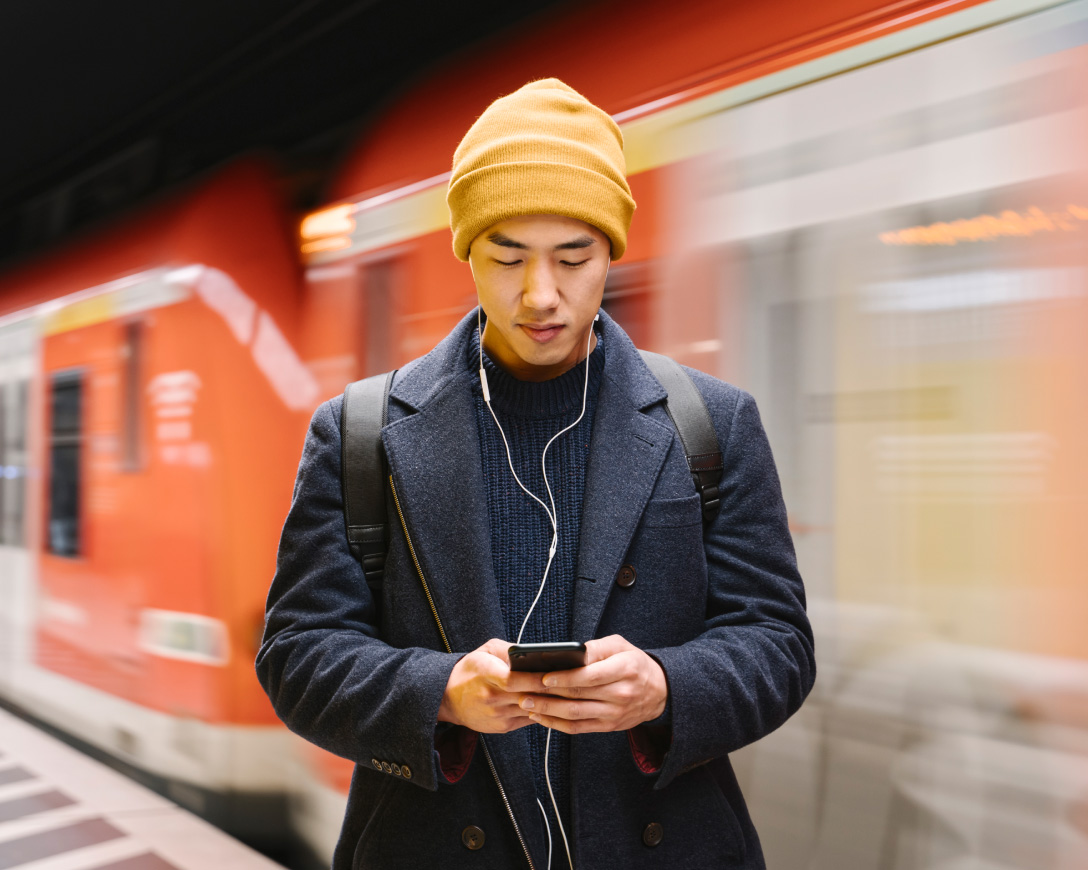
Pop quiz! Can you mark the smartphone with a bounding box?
[508,641,587,672]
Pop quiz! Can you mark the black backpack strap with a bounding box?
[341,370,395,590]
[639,350,724,524]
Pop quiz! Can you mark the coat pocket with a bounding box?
[698,764,746,861]
[351,776,400,870]
[639,493,702,528]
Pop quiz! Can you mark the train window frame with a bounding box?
[601,260,653,349]
[120,320,145,472]
[47,370,84,558]
[356,256,402,378]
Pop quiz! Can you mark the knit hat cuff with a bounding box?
[448,161,636,262]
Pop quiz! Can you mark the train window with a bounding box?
[48,374,82,557]
[0,380,29,546]
[358,258,399,377]
[601,261,652,349]
[121,321,144,471]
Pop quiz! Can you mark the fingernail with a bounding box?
[521,697,534,710]
[543,677,556,687]
[529,714,540,722]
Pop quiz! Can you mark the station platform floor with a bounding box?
[0,707,283,870]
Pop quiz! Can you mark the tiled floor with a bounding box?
[0,709,283,870]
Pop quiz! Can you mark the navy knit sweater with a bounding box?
[470,326,604,852]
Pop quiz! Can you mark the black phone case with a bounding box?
[509,643,586,672]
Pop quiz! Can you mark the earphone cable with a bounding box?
[545,727,574,869]
[537,798,553,870]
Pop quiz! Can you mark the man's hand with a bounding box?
[519,635,668,733]
[438,638,548,733]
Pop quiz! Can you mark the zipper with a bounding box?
[388,477,537,870]
[389,475,450,653]
[479,737,536,870]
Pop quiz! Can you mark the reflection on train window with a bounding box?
[121,321,144,471]
[358,258,399,377]
[49,374,82,557]
[601,260,652,349]
[0,380,29,546]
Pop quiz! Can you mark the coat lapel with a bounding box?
[380,317,506,654]
[572,322,673,642]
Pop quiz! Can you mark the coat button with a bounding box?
[371,758,382,771]
[382,762,392,774]
[392,764,402,777]
[461,825,485,850]
[401,765,412,780]
[616,564,637,588]
[642,822,664,847]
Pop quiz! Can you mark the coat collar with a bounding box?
[389,307,668,414]
[381,307,673,651]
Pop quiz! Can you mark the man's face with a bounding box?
[468,214,610,382]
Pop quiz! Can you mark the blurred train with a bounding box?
[2,0,1087,867]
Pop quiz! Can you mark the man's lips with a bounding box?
[519,323,564,343]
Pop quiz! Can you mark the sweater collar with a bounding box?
[468,325,604,418]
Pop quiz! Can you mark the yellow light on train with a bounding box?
[880,205,1088,247]
[299,204,355,256]
[301,204,355,239]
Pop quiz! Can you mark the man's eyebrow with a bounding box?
[487,232,527,249]
[555,235,597,251]
[485,231,598,251]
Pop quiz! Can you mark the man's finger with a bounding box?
[527,712,610,734]
[582,634,633,665]
[501,670,550,694]
[541,656,626,690]
[521,695,610,722]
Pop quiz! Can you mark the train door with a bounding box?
[0,316,37,694]
[685,224,837,870]
[729,228,839,602]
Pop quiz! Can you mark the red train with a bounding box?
[3,0,1087,866]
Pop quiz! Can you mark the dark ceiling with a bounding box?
[1,0,564,263]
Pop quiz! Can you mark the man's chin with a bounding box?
[507,345,581,379]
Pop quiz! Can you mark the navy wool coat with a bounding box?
[257,309,815,870]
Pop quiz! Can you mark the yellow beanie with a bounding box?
[447,78,636,262]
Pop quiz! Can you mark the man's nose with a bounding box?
[522,259,560,310]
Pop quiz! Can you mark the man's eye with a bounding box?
[495,259,521,266]
[561,259,589,268]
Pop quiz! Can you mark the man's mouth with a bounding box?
[520,323,564,343]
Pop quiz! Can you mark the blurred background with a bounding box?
[1,0,1086,868]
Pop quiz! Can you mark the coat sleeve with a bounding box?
[646,379,816,790]
[255,397,463,791]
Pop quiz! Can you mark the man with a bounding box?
[257,78,815,869]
